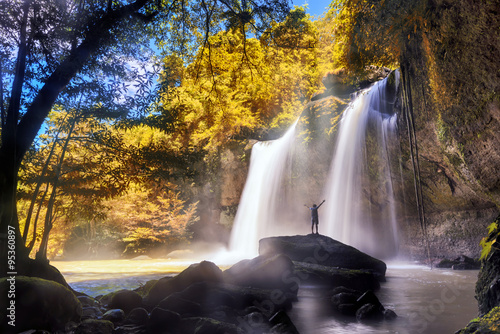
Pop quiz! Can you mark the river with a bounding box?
[53,259,478,334]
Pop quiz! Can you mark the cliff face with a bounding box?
[396,0,500,259]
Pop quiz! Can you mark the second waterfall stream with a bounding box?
[228,72,401,259]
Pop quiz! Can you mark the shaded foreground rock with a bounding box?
[260,234,387,279]
[144,261,223,307]
[75,319,114,334]
[0,276,82,333]
[224,253,297,292]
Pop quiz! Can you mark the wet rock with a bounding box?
[331,289,361,316]
[109,290,143,314]
[222,284,296,318]
[330,287,396,320]
[75,319,114,334]
[356,290,382,308]
[81,306,103,320]
[158,294,202,317]
[337,303,359,316]
[134,279,159,298]
[259,234,387,279]
[125,308,149,326]
[0,276,82,333]
[436,255,480,270]
[224,254,297,292]
[145,261,223,307]
[331,286,362,296]
[238,311,271,333]
[77,295,100,307]
[294,261,381,290]
[268,310,300,334]
[331,292,360,306]
[180,317,243,334]
[355,303,385,321]
[102,309,126,324]
[172,282,238,310]
[318,66,392,99]
[148,307,181,333]
[114,324,148,334]
[383,309,398,320]
[205,305,240,325]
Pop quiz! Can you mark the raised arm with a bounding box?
[317,200,326,208]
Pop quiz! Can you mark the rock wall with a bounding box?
[394,0,500,259]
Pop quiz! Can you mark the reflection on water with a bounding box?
[289,262,479,334]
[53,259,479,333]
[53,258,194,296]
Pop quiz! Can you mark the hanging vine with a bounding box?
[400,63,432,267]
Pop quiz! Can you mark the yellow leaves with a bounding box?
[106,184,198,254]
[480,222,499,261]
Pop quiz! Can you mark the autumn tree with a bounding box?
[0,0,291,275]
[153,7,322,154]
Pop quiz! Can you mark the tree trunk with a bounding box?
[0,0,149,275]
[36,116,77,261]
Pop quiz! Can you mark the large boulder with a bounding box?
[224,254,298,292]
[259,234,387,279]
[0,276,82,333]
[293,261,380,291]
[144,261,223,307]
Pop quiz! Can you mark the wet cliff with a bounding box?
[395,0,500,259]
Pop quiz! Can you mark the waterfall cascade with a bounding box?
[322,72,400,257]
[228,73,400,259]
[228,120,298,257]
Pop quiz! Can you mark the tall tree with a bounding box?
[0,0,291,275]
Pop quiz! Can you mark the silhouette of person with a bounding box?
[306,200,325,234]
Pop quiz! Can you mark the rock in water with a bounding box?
[293,262,380,291]
[259,234,387,279]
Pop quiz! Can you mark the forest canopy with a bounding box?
[2,0,410,260]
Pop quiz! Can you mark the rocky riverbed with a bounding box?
[0,234,398,333]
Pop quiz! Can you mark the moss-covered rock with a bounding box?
[476,216,500,315]
[456,306,500,334]
[109,289,143,314]
[0,276,82,333]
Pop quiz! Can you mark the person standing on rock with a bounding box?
[305,200,325,234]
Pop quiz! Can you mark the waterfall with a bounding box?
[226,72,400,261]
[322,72,400,257]
[228,120,298,257]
